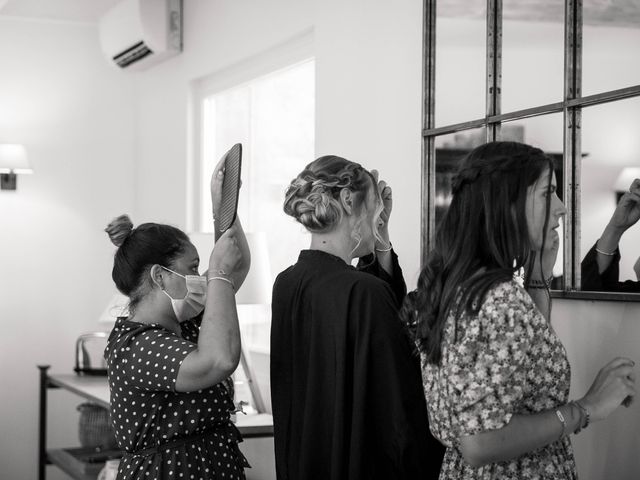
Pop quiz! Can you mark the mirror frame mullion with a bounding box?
[422,0,437,262]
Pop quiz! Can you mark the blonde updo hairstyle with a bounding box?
[105,214,191,313]
[284,155,383,251]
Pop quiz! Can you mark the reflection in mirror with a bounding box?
[500,114,565,290]
[435,1,486,126]
[434,128,486,227]
[580,98,640,293]
[583,1,640,96]
[502,0,564,112]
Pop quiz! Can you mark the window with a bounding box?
[423,0,640,300]
[198,58,315,277]
[191,34,315,411]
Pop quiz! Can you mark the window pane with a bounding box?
[583,5,640,96]
[435,1,486,126]
[501,113,565,289]
[201,60,314,278]
[434,127,486,227]
[580,97,640,291]
[502,0,564,112]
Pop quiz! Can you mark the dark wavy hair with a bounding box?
[105,214,191,313]
[400,141,554,365]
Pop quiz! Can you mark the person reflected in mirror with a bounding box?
[271,155,444,480]
[581,178,640,292]
[103,155,251,480]
[401,142,636,480]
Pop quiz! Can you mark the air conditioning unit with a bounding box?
[98,0,182,71]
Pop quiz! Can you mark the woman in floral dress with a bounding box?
[401,141,636,479]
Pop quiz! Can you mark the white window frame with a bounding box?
[188,28,314,232]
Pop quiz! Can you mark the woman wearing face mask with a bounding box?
[401,142,636,479]
[103,159,250,480]
[270,155,445,480]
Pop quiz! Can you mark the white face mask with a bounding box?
[157,266,207,322]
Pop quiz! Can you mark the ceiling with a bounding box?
[0,0,121,23]
[439,0,640,28]
[1,0,638,26]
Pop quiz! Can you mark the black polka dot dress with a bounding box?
[105,317,249,479]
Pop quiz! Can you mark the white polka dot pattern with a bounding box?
[105,318,248,479]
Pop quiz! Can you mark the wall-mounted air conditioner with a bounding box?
[99,0,182,71]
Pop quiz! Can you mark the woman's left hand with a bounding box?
[371,169,393,226]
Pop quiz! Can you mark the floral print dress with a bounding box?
[421,280,578,479]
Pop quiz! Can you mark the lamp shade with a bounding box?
[613,167,640,193]
[189,231,272,305]
[0,144,32,174]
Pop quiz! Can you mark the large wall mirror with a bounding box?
[422,0,640,300]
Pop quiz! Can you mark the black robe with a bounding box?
[270,249,444,480]
[581,242,640,292]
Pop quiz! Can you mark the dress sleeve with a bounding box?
[581,242,621,291]
[451,282,537,437]
[581,243,640,292]
[118,326,197,392]
[356,249,407,305]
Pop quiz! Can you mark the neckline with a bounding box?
[298,249,354,268]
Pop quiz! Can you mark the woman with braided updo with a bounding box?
[270,155,444,480]
[103,156,251,479]
[401,141,636,479]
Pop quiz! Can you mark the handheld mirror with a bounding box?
[216,143,242,233]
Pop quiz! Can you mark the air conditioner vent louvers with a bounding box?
[99,0,182,71]
[113,41,154,68]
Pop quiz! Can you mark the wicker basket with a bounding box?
[77,402,117,448]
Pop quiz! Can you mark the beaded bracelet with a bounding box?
[573,400,590,433]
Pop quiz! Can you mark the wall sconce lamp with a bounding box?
[0,144,32,190]
[613,167,640,203]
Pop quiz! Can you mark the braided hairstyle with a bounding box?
[105,214,191,313]
[284,155,383,249]
[400,141,554,365]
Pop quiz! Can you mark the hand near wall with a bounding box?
[579,357,636,422]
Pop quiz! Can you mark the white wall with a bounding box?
[555,299,640,480]
[0,18,135,480]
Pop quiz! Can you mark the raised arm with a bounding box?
[595,178,640,273]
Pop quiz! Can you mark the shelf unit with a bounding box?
[38,365,273,480]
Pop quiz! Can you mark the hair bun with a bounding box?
[105,214,134,247]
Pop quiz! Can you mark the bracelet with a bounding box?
[595,247,616,256]
[207,276,235,290]
[375,242,392,253]
[573,400,590,433]
[568,401,582,434]
[555,408,567,439]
